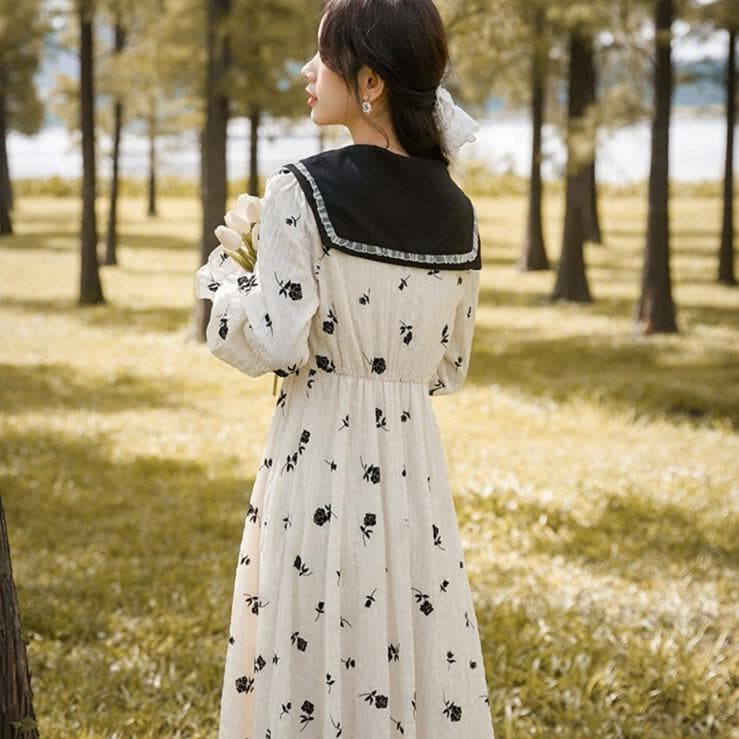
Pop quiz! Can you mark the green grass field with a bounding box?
[1,191,737,738]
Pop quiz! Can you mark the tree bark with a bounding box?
[104,22,126,266]
[192,0,231,341]
[583,40,602,245]
[718,27,736,285]
[248,105,260,196]
[552,26,593,302]
[0,81,12,236]
[635,0,677,333]
[519,6,549,271]
[79,0,104,304]
[0,496,39,739]
[147,111,157,217]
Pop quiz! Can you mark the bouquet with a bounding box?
[211,193,279,397]
[215,193,262,272]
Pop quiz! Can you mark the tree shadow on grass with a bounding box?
[466,326,739,428]
[466,491,737,585]
[0,362,184,414]
[0,296,189,333]
[1,230,192,253]
[2,426,254,644]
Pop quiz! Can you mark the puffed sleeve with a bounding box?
[428,268,481,396]
[194,170,320,377]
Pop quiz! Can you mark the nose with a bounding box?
[301,53,318,81]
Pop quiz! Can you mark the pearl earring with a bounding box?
[361,99,372,114]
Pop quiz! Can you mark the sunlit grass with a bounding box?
[1,190,737,737]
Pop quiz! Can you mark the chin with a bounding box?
[310,106,341,127]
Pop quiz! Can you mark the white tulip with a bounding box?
[236,193,262,224]
[214,225,242,251]
[224,210,250,234]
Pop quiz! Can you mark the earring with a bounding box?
[361,98,372,114]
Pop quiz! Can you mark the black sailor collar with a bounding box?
[279,143,481,270]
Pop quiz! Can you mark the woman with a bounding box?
[195,0,494,736]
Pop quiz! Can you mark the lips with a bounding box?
[306,87,317,106]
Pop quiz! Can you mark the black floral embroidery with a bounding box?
[299,699,315,730]
[326,672,335,692]
[279,699,291,717]
[339,414,350,430]
[391,716,405,733]
[400,410,411,423]
[364,587,377,607]
[323,303,339,334]
[412,587,434,615]
[399,320,413,345]
[237,274,258,293]
[361,457,381,484]
[446,650,456,670]
[432,523,446,550]
[325,458,338,471]
[306,368,317,396]
[235,675,254,693]
[218,316,228,339]
[313,504,335,526]
[427,269,442,279]
[360,512,377,544]
[440,578,450,593]
[275,271,303,300]
[244,592,270,615]
[316,354,336,373]
[254,653,267,672]
[362,351,386,375]
[359,689,389,708]
[442,693,463,722]
[264,312,273,335]
[398,275,411,290]
[453,355,464,370]
[293,555,312,576]
[358,288,371,305]
[441,323,450,346]
[315,601,325,621]
[429,376,446,395]
[375,407,389,431]
[276,388,287,409]
[285,214,302,227]
[291,630,308,650]
[342,656,356,669]
[388,642,400,661]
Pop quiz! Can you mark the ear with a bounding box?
[357,65,386,103]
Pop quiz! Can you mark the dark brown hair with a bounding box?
[318,0,450,166]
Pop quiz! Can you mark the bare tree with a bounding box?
[634,0,677,333]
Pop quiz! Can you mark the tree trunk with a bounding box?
[583,40,602,245]
[79,0,104,304]
[519,6,549,271]
[248,105,260,196]
[147,112,157,217]
[718,27,736,285]
[192,0,231,341]
[552,26,593,302]
[104,22,126,266]
[635,0,677,333]
[0,496,39,738]
[0,83,12,237]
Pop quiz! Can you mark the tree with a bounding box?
[0,496,39,738]
[192,0,231,342]
[78,0,105,304]
[634,0,678,332]
[718,24,736,285]
[552,23,594,302]
[229,0,317,195]
[0,0,45,236]
[103,16,126,265]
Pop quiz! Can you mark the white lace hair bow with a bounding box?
[433,85,480,161]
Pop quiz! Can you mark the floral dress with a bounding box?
[195,145,495,739]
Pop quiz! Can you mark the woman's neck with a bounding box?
[345,115,408,157]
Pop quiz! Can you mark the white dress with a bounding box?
[195,157,495,739]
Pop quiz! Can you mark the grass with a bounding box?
[1,189,737,738]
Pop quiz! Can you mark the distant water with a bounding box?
[6,113,734,185]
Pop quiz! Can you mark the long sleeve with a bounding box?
[428,268,481,396]
[194,170,320,377]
